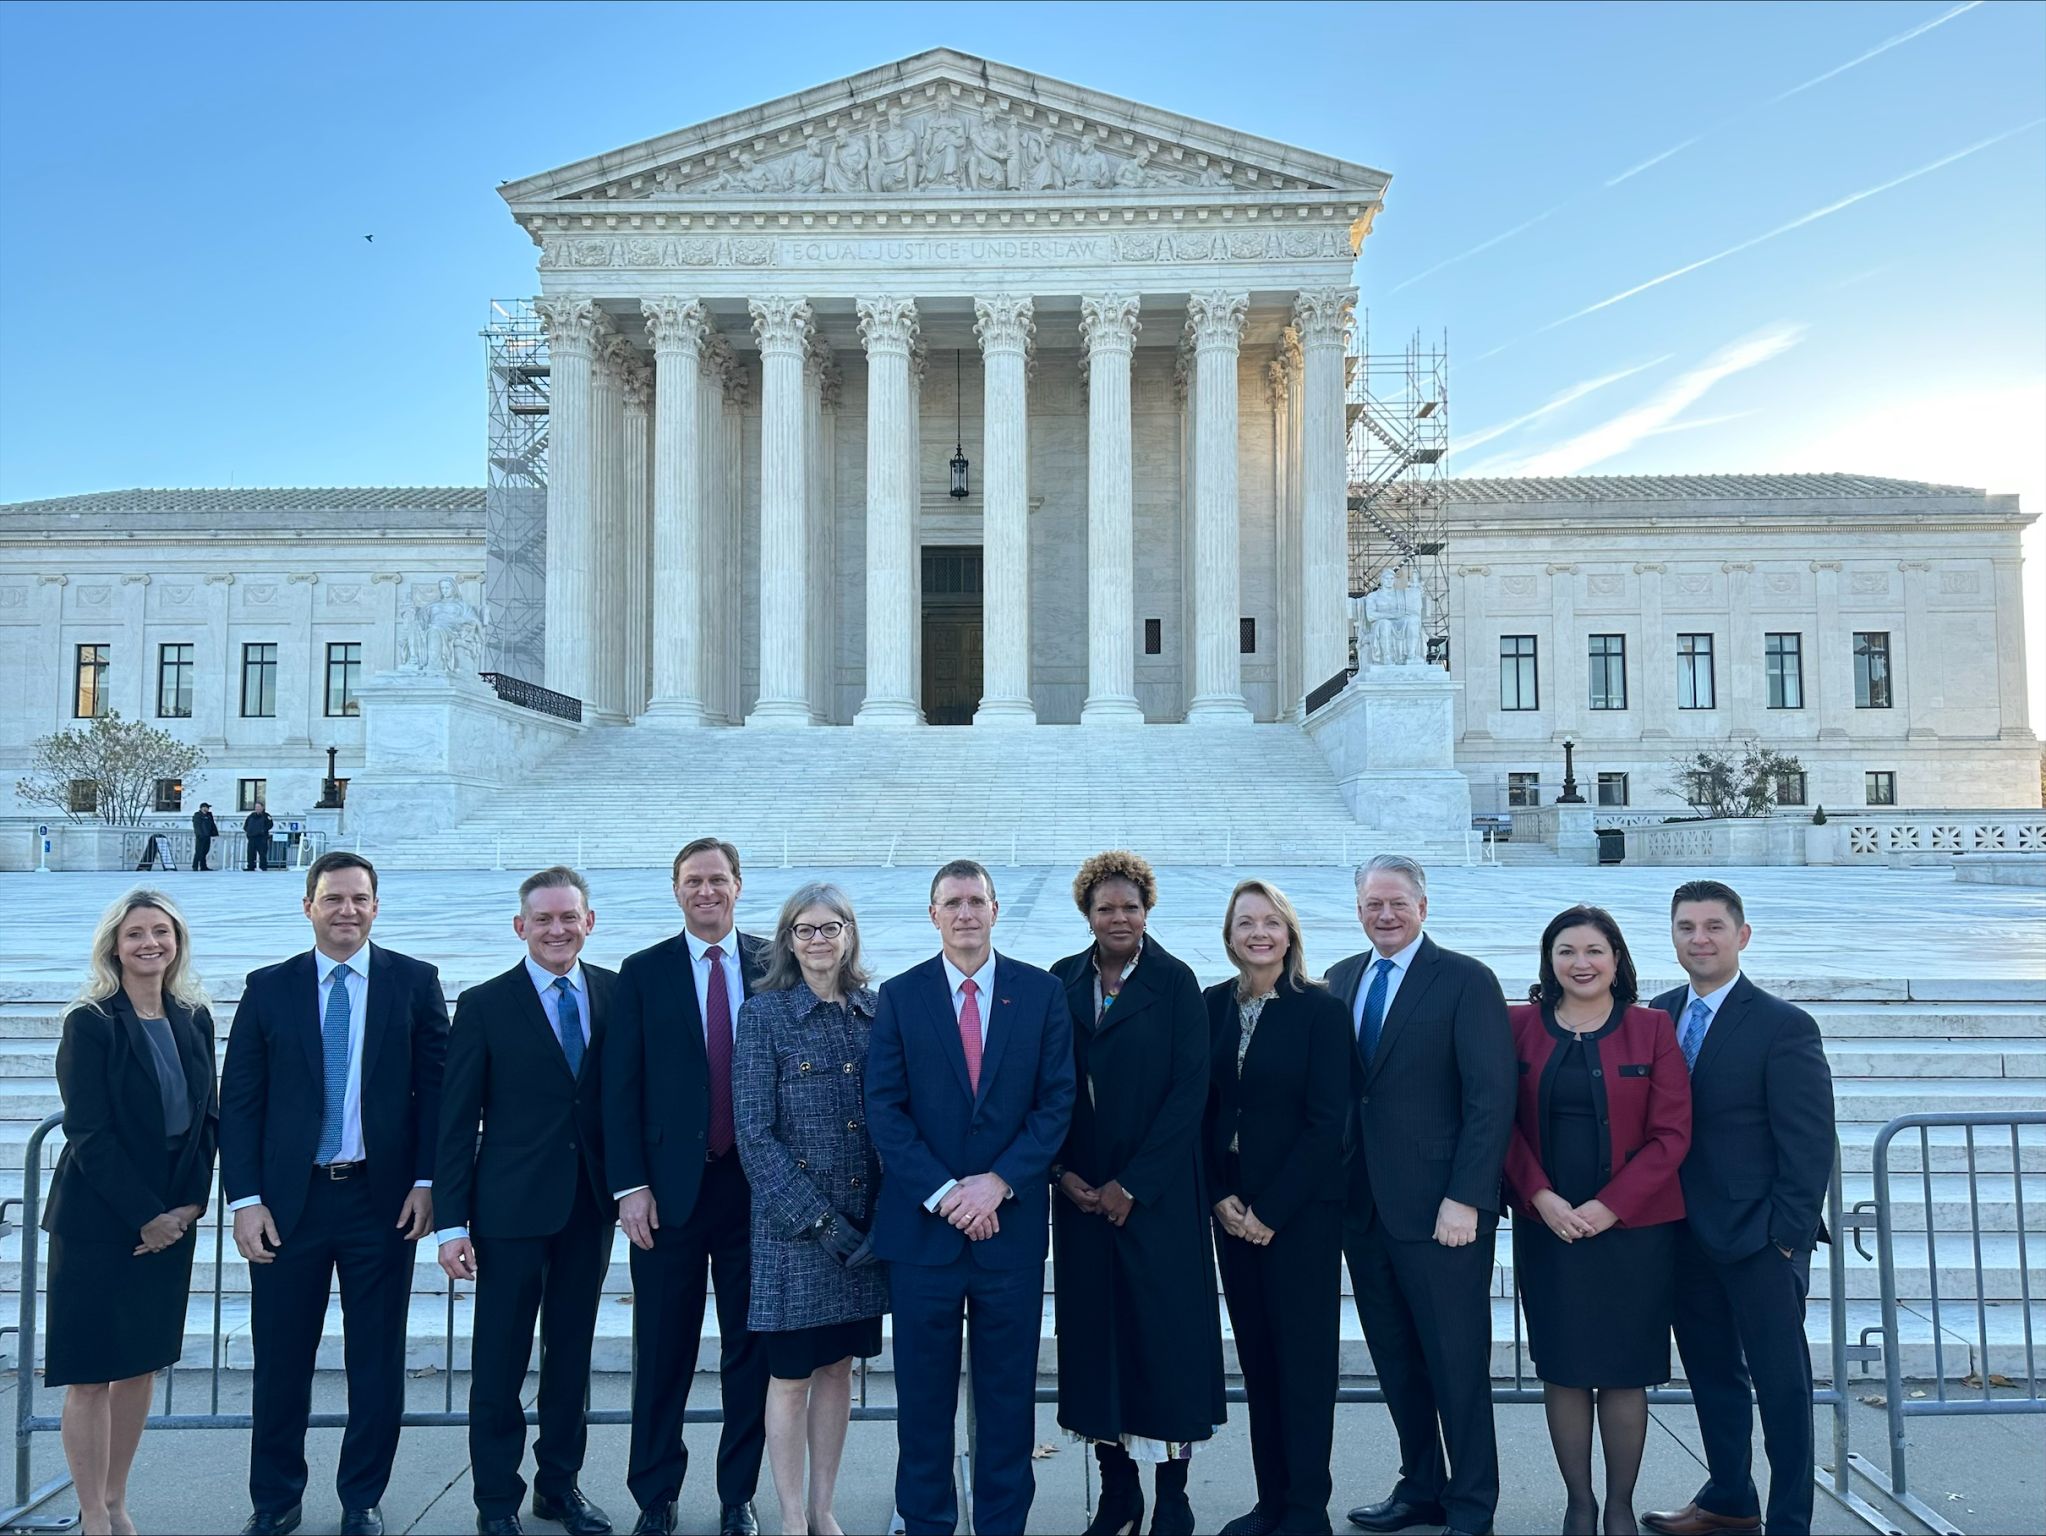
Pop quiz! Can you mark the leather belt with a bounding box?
[318,1160,368,1181]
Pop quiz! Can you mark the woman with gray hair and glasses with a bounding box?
[733,883,885,1536]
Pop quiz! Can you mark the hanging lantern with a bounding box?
[949,349,970,499]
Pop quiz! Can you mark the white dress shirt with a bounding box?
[927,951,1000,1211]
[1680,971,1743,1055]
[613,929,743,1202]
[229,943,428,1212]
[1352,930,1426,1039]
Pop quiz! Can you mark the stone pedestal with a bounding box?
[1303,664,1471,836]
[347,671,583,846]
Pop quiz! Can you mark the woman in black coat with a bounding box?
[45,888,218,1536]
[1051,851,1225,1536]
[1204,878,1353,1536]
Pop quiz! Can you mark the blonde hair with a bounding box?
[1221,877,1313,992]
[71,887,210,1016]
[760,882,873,996]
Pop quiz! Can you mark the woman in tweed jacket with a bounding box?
[734,882,885,1536]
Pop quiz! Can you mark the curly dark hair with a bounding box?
[1071,849,1158,914]
[1531,904,1640,1009]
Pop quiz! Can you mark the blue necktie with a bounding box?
[1359,956,1395,1067]
[554,976,585,1077]
[1680,997,1711,1071]
[316,963,353,1164]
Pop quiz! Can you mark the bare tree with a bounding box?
[15,713,208,827]
[1666,744,1807,820]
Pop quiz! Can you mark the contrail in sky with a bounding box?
[1456,356,1673,451]
[1397,1,1986,287]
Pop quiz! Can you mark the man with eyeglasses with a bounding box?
[602,838,772,1536]
[864,858,1076,1535]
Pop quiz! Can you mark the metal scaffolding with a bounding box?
[1346,322,1450,664]
[482,300,550,679]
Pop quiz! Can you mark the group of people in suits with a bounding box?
[42,844,1835,1536]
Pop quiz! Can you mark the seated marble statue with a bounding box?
[1363,568,1428,667]
[399,577,486,678]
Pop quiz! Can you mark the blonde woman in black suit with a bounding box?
[45,888,219,1536]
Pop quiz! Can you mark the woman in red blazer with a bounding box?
[1505,904,1690,1536]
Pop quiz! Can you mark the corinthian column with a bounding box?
[1186,291,1251,722]
[1295,289,1355,696]
[535,297,602,703]
[1080,295,1144,724]
[854,297,922,726]
[640,297,709,724]
[746,295,813,727]
[620,356,652,717]
[973,294,1036,725]
[589,334,632,722]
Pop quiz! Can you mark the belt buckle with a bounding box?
[324,1160,359,1181]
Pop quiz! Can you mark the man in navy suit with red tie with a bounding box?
[864,859,1076,1536]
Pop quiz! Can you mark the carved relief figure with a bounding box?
[399,577,487,678]
[712,148,781,193]
[788,138,827,193]
[1060,132,1115,190]
[824,125,869,193]
[966,107,1015,190]
[873,106,921,191]
[1116,147,1164,188]
[919,103,969,187]
[1019,130,1062,190]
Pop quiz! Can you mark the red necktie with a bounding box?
[958,978,984,1094]
[705,944,735,1156]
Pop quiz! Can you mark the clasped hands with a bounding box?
[1059,1171,1134,1227]
[938,1172,1010,1241]
[1212,1195,1276,1247]
[1529,1189,1617,1244]
[135,1204,203,1256]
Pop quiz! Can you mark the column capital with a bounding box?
[535,296,606,356]
[1172,342,1193,405]
[1265,358,1290,413]
[1280,324,1304,372]
[620,356,653,411]
[856,296,920,356]
[1079,294,1142,357]
[749,295,813,360]
[1186,291,1247,354]
[596,332,636,380]
[1292,288,1355,348]
[974,294,1036,358]
[641,297,708,355]
[909,337,928,384]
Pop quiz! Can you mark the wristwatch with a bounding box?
[812,1212,837,1239]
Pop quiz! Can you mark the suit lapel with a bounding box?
[1089,942,1158,1041]
[1690,975,1757,1080]
[918,957,977,1101]
[1366,936,1442,1084]
[972,956,1026,1108]
[670,936,709,1070]
[360,943,396,1089]
[514,965,576,1083]
[294,950,324,1085]
[168,997,214,1123]
[109,993,169,1145]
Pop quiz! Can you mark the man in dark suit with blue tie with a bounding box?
[1327,855,1514,1536]
[602,838,772,1536]
[435,866,617,1536]
[220,851,449,1536]
[864,858,1076,1536]
[1644,881,1834,1536]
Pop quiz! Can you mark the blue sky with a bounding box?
[3,0,2042,706]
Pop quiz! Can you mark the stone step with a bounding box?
[1832,1078,2046,1122]
[1837,1119,2046,1173]
[1803,1003,2046,1039]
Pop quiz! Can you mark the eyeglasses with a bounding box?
[792,921,849,941]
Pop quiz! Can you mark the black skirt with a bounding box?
[44,1227,199,1387]
[762,1313,883,1381]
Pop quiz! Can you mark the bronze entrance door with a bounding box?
[920,545,983,726]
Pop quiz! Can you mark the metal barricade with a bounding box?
[1848,1111,2045,1536]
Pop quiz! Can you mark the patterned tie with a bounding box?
[958,978,985,1094]
[1358,956,1394,1068]
[553,976,585,1078]
[1680,997,1711,1071]
[316,962,353,1164]
[704,945,735,1156]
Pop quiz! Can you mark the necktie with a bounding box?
[553,976,585,1077]
[1680,997,1711,1071]
[316,963,353,1164]
[1358,956,1394,1068]
[704,945,735,1156]
[958,978,985,1094]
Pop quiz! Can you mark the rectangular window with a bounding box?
[1588,634,1628,710]
[1677,632,1716,710]
[1500,635,1539,711]
[153,778,184,813]
[1596,771,1630,807]
[237,777,267,812]
[325,641,363,717]
[74,643,109,718]
[1855,631,1892,709]
[67,779,99,814]
[1507,772,1542,808]
[1765,632,1804,710]
[1775,770,1808,807]
[1865,770,1897,807]
[156,642,194,718]
[1239,617,1256,655]
[240,642,278,718]
[1143,618,1162,656]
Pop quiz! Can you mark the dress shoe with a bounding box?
[533,1488,613,1535]
[629,1505,676,1536]
[342,1511,386,1536]
[1444,1528,1495,1536]
[478,1517,523,1536]
[241,1510,303,1536]
[1217,1510,1280,1536]
[1641,1504,1761,1536]
[1347,1497,1447,1532]
[719,1504,759,1536]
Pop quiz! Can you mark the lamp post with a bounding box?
[1557,738,1585,804]
[948,349,970,499]
[318,745,341,809]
